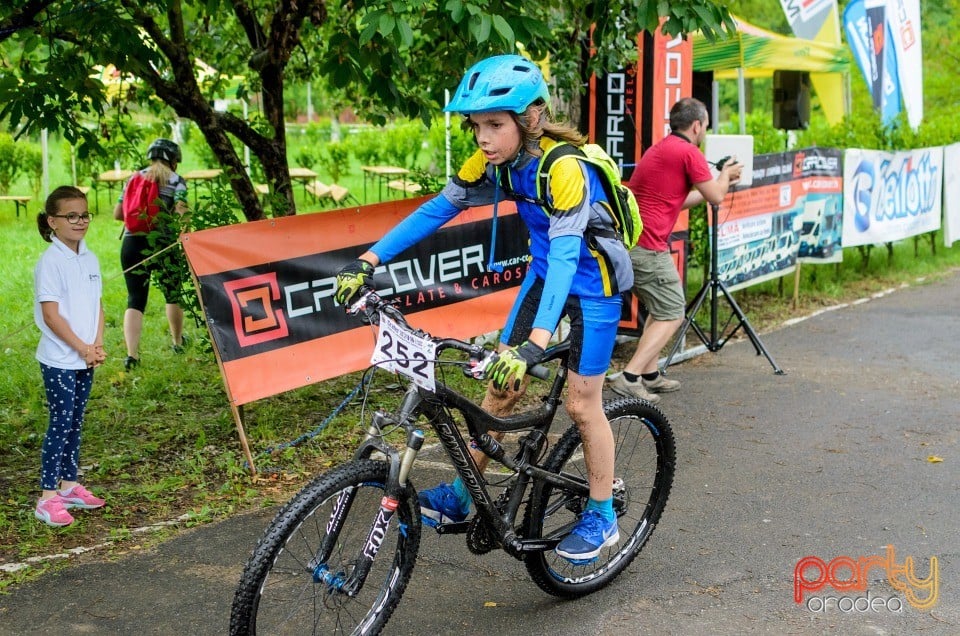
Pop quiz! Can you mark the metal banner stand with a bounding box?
[663,202,785,375]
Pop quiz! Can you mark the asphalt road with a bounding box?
[1,272,958,635]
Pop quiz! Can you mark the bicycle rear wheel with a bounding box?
[230,459,422,635]
[522,397,675,597]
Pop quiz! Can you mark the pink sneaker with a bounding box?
[35,496,75,527]
[58,484,106,509]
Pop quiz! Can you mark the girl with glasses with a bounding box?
[33,186,107,526]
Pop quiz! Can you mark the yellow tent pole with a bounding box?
[738,67,746,134]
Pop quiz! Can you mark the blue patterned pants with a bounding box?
[39,363,94,491]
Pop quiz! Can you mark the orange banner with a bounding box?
[651,20,693,145]
[182,197,528,405]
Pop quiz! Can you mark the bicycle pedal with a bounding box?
[432,519,470,535]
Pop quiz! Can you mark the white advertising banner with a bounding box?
[944,143,960,247]
[842,147,943,247]
[886,0,923,128]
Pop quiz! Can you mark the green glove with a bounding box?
[487,340,545,391]
[335,259,374,305]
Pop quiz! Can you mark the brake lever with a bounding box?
[345,289,380,325]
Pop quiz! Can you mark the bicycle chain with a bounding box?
[465,488,510,555]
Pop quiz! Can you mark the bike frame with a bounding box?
[318,292,593,593]
[349,339,593,562]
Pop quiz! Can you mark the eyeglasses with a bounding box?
[52,213,94,224]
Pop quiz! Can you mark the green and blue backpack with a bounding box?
[499,142,643,249]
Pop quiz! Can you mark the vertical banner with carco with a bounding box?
[715,147,843,291]
[181,197,529,405]
[842,147,943,247]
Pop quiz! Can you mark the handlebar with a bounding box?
[346,287,551,382]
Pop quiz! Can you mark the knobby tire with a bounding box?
[522,397,675,597]
[230,460,422,635]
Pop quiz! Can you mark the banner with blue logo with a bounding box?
[842,147,943,247]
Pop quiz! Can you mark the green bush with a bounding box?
[19,144,43,197]
[382,121,424,169]
[348,129,384,167]
[61,140,98,186]
[317,141,350,184]
[295,148,317,171]
[303,121,333,145]
[0,133,21,195]
[424,116,476,176]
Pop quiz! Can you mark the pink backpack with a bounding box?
[121,173,162,233]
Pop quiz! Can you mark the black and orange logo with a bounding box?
[223,273,289,347]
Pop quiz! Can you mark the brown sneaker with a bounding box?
[608,374,661,404]
[642,373,681,393]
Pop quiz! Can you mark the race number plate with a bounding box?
[370,314,437,391]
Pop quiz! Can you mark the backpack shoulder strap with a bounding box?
[535,142,585,206]
[499,142,587,211]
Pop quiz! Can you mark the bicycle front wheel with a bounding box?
[230,459,422,635]
[522,397,675,597]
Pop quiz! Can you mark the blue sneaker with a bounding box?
[555,510,620,564]
[418,482,470,527]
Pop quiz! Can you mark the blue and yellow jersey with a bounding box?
[370,138,633,334]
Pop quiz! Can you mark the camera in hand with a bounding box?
[715,155,731,171]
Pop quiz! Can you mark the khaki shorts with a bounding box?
[630,247,685,321]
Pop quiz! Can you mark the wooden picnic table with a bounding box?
[183,168,223,205]
[0,195,30,219]
[94,169,134,213]
[361,165,409,202]
[288,167,318,201]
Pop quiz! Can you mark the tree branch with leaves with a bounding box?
[0,0,733,221]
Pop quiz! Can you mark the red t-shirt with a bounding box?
[628,134,713,252]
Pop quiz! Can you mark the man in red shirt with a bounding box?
[610,97,742,403]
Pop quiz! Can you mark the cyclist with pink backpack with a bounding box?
[112,138,189,370]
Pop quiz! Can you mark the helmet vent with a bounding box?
[468,72,480,90]
[489,88,510,96]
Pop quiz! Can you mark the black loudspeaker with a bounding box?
[773,70,811,130]
[692,71,714,120]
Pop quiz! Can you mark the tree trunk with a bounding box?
[258,64,296,217]
[160,89,269,222]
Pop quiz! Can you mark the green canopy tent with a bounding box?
[692,15,851,131]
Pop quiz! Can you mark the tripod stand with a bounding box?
[663,202,784,374]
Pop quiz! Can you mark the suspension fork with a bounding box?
[338,426,424,595]
[312,394,425,593]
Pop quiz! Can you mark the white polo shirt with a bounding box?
[34,237,103,370]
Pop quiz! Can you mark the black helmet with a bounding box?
[146,138,182,165]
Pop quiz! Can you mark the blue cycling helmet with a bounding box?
[445,54,550,114]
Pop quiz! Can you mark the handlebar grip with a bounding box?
[527,364,551,380]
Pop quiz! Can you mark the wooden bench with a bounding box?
[0,195,31,218]
[386,179,422,196]
[329,184,359,206]
[305,180,332,202]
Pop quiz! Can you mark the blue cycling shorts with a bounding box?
[501,275,622,377]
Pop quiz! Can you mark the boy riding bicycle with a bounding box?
[335,54,634,563]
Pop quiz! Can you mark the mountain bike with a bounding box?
[230,288,676,635]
